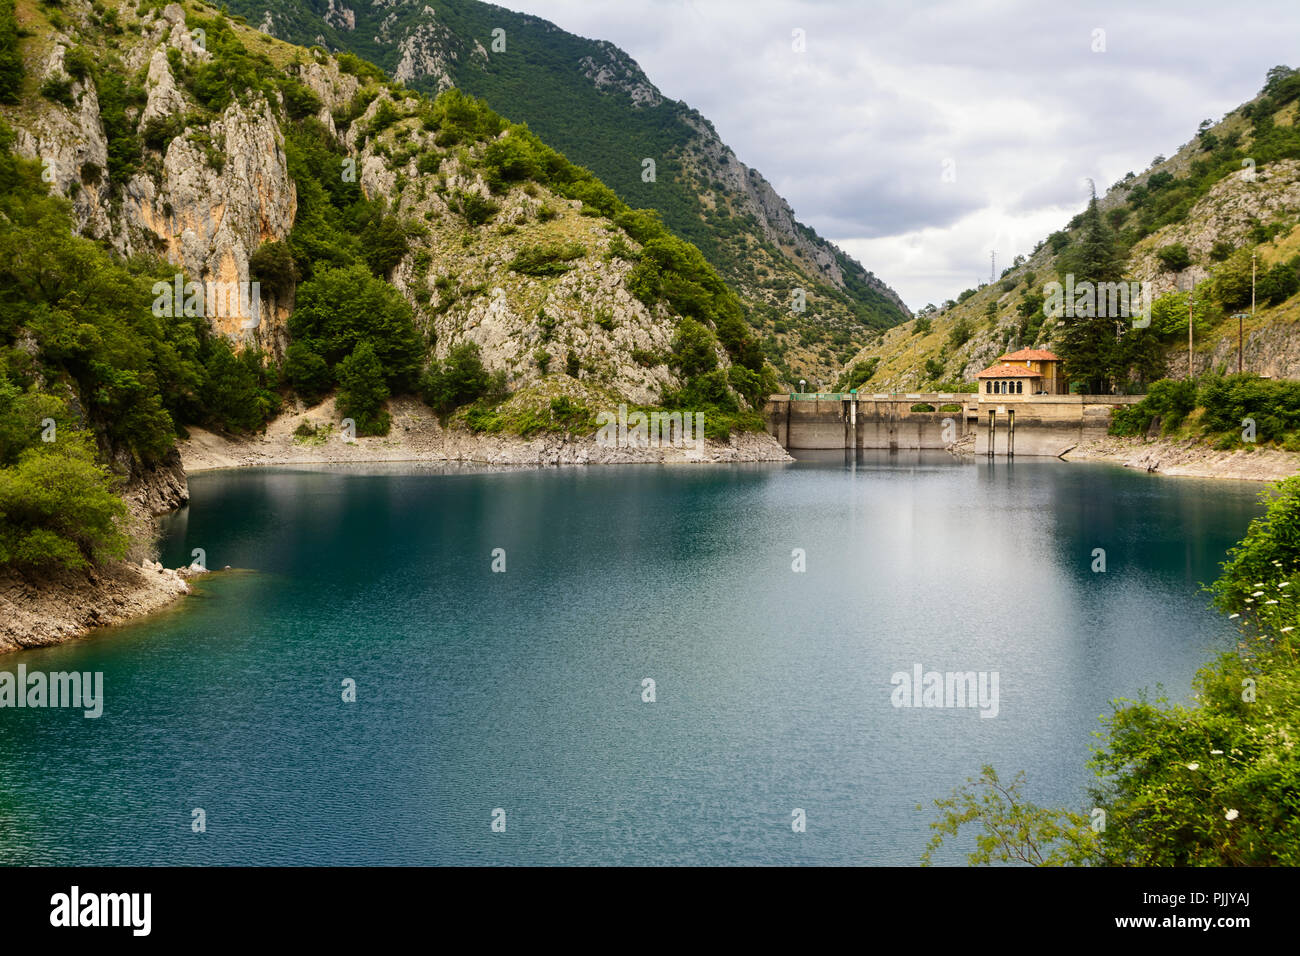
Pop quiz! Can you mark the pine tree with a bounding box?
[1057,187,1123,392]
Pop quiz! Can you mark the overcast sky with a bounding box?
[496,0,1300,310]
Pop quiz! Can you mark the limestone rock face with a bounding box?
[5,5,745,406]
[1128,159,1300,297]
[140,48,186,126]
[394,20,456,90]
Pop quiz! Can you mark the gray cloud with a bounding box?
[498,0,1300,308]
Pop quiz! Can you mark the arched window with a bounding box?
[1016,380,1023,394]
[985,381,992,393]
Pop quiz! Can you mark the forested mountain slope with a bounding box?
[839,66,1300,397]
[226,0,912,385]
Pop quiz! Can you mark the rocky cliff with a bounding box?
[2,0,758,409]
[224,0,912,386]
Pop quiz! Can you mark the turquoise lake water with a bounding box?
[0,453,1267,864]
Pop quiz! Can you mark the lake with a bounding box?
[0,452,1267,865]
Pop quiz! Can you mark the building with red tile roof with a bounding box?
[975,348,1066,396]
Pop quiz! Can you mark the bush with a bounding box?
[249,241,298,300]
[669,318,718,378]
[419,341,500,415]
[1258,261,1300,305]
[0,0,22,105]
[1109,377,1197,436]
[63,46,94,82]
[40,75,75,108]
[1157,242,1193,272]
[509,242,586,277]
[202,341,279,433]
[836,358,879,392]
[278,76,323,121]
[0,438,128,572]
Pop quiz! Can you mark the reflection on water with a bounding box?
[0,459,1265,865]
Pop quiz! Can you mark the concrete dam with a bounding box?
[763,392,1144,457]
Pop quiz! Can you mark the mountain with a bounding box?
[0,0,787,578]
[223,0,911,386]
[838,66,1300,395]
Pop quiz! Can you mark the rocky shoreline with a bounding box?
[175,396,793,472]
[1062,435,1300,482]
[10,405,1296,656]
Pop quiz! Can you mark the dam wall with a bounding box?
[764,393,1143,457]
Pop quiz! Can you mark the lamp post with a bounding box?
[799,379,806,396]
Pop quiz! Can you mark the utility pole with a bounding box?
[1249,251,1257,375]
[1234,314,1248,374]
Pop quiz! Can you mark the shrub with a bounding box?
[457,191,499,226]
[1109,377,1197,436]
[1258,261,1300,306]
[669,318,718,378]
[63,46,94,82]
[0,0,22,105]
[509,242,586,277]
[947,318,972,350]
[420,341,500,415]
[40,75,75,108]
[249,241,298,301]
[1157,242,1192,272]
[0,438,128,572]
[836,358,879,392]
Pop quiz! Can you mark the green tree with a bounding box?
[288,264,422,391]
[921,766,1097,866]
[0,0,21,105]
[1056,191,1123,392]
[336,341,390,435]
[1157,242,1192,272]
[283,341,331,405]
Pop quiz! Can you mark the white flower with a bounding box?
[1282,627,1294,633]
[1225,809,1239,821]
[1187,763,1200,770]
[1266,600,1279,605]
[1252,590,1265,597]
[1211,750,1224,755]
[1280,582,1290,588]
[1254,583,1266,588]
[1229,614,1241,619]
